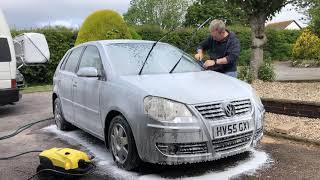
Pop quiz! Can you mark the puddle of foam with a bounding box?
[43,125,271,180]
[140,149,271,180]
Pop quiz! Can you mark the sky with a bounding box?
[0,0,308,29]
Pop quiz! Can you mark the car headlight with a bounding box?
[144,96,193,122]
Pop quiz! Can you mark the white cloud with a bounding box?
[0,0,131,28]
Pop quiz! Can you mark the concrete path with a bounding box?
[2,92,320,179]
[274,61,320,81]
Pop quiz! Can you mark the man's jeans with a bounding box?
[224,71,237,78]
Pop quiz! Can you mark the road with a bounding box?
[1,92,320,180]
[274,61,320,81]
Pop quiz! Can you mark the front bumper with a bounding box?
[139,104,264,165]
[0,88,20,105]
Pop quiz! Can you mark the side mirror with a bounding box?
[77,67,99,77]
[13,33,50,67]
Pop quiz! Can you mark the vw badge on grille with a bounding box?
[224,103,236,117]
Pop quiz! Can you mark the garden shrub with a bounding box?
[75,10,132,45]
[292,29,320,64]
[258,58,275,81]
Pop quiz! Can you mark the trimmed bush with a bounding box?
[129,27,142,40]
[75,10,132,45]
[11,25,300,85]
[238,49,251,66]
[292,29,320,64]
[135,25,300,65]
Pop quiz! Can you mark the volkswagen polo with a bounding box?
[52,40,265,170]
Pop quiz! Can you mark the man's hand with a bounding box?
[194,49,204,61]
[204,60,216,68]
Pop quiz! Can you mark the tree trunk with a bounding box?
[249,15,267,79]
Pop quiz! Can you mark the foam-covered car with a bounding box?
[52,40,265,170]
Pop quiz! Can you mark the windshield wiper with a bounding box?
[169,17,212,73]
[138,29,175,75]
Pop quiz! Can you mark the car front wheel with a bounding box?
[108,115,141,170]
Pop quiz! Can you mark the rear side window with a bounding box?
[60,51,71,69]
[64,47,84,72]
[0,38,11,62]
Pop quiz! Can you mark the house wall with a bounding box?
[285,22,301,30]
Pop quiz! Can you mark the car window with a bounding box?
[105,43,202,75]
[60,51,71,70]
[64,47,84,72]
[78,46,103,74]
[0,38,11,62]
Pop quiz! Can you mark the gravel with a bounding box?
[252,80,320,102]
[265,113,320,142]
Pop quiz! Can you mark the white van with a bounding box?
[0,10,19,105]
[0,9,49,106]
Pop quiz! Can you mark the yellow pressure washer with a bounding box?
[35,148,95,179]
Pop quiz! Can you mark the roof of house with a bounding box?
[266,20,302,30]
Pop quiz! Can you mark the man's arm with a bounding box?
[204,37,240,68]
[220,37,240,65]
[195,36,211,61]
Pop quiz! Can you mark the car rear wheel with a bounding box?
[54,98,74,131]
[108,115,141,170]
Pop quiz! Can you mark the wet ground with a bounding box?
[1,92,320,180]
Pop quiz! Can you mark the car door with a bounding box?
[73,45,104,136]
[59,47,84,123]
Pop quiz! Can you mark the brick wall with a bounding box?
[262,98,320,118]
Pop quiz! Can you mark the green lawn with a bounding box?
[21,85,53,94]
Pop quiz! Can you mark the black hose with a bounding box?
[0,150,43,160]
[0,117,53,140]
[26,162,96,180]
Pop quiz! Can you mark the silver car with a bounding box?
[52,40,265,170]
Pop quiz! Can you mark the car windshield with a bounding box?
[104,42,202,75]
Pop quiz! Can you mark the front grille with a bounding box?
[212,131,253,153]
[195,99,252,120]
[156,142,208,155]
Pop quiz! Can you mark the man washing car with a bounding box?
[194,19,240,78]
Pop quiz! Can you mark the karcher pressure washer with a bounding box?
[36,148,95,179]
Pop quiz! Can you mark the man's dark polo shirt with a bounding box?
[198,30,240,73]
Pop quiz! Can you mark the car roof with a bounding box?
[99,39,160,45]
[72,40,169,52]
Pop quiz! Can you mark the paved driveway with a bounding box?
[274,61,320,81]
[1,92,320,180]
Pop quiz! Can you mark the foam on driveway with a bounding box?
[43,125,272,180]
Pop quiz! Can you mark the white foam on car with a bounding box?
[43,125,271,180]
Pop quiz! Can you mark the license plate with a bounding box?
[213,121,250,138]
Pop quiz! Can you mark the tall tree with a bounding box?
[184,0,248,27]
[295,0,320,35]
[228,0,292,79]
[123,0,190,30]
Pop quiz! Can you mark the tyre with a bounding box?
[108,115,141,170]
[54,98,74,131]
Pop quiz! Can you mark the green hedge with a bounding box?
[10,25,300,84]
[135,25,301,66]
[11,26,78,84]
